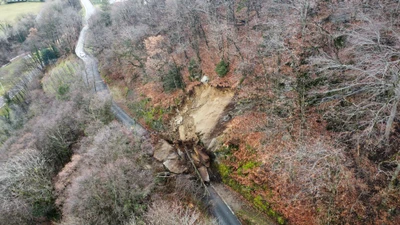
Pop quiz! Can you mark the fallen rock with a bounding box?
[177,148,185,158]
[194,146,210,167]
[163,159,188,174]
[199,151,210,167]
[198,166,210,182]
[191,153,201,167]
[201,75,209,83]
[175,115,183,125]
[178,125,186,140]
[167,152,179,160]
[154,139,175,162]
[222,114,232,122]
[140,139,154,156]
[207,138,218,152]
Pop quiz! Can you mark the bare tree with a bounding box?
[145,200,217,225]
[310,13,400,143]
[0,149,54,224]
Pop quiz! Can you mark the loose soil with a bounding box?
[171,84,234,146]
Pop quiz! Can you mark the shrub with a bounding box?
[40,48,59,66]
[85,92,114,124]
[162,65,185,92]
[215,59,229,77]
[188,58,202,81]
[36,114,80,173]
[56,84,70,100]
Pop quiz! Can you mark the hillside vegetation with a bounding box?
[86,0,400,224]
[0,0,399,224]
[0,0,219,224]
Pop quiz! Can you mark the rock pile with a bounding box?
[153,139,211,182]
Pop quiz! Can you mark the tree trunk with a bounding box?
[389,161,400,190]
[384,88,400,142]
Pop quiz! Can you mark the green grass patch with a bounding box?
[0,57,27,96]
[42,58,80,98]
[0,105,10,116]
[242,161,260,170]
[128,97,167,131]
[215,144,286,225]
[0,2,44,24]
[237,160,261,176]
[219,168,285,224]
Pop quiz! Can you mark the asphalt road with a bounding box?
[75,0,147,137]
[75,0,241,224]
[207,185,242,225]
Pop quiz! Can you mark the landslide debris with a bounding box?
[154,84,234,181]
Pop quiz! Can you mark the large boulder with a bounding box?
[201,75,209,83]
[198,166,210,182]
[194,146,210,167]
[199,151,210,167]
[191,153,201,167]
[163,159,187,174]
[153,139,175,162]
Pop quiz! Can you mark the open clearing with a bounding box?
[0,2,44,23]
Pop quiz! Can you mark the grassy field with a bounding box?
[0,2,44,23]
[42,57,81,96]
[0,57,26,97]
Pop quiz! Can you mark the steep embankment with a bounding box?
[172,85,234,146]
[153,83,276,225]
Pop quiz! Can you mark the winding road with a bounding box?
[75,0,147,137]
[75,0,241,224]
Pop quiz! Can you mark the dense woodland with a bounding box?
[87,0,400,224]
[0,0,400,224]
[0,0,216,224]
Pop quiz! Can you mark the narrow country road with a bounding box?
[75,0,147,137]
[75,0,241,224]
[207,185,242,225]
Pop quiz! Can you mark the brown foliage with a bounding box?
[61,123,154,225]
[87,0,400,224]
